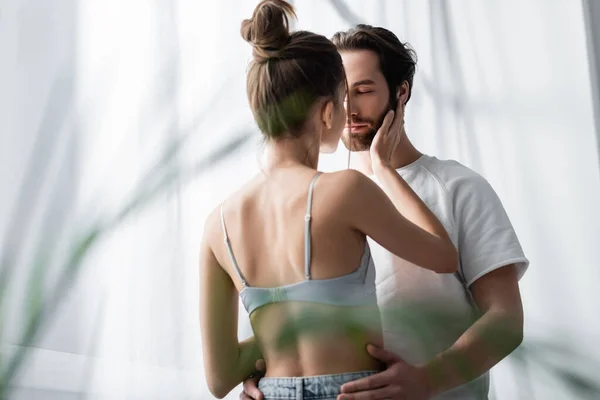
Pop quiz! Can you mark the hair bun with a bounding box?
[241,0,296,63]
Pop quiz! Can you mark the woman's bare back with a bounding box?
[207,167,383,377]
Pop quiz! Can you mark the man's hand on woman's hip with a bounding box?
[338,345,432,400]
[239,359,266,400]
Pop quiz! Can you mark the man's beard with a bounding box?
[341,108,389,152]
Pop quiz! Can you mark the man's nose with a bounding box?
[344,100,359,118]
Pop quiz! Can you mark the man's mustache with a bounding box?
[346,116,375,126]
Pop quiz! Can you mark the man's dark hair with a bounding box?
[332,24,417,109]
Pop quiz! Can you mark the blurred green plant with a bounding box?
[2,128,600,399]
[274,302,600,400]
[0,124,252,398]
[1,72,598,400]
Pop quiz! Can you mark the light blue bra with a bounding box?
[220,172,377,316]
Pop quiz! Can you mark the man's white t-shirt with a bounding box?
[367,155,529,400]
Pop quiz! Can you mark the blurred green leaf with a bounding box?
[0,131,252,398]
[273,302,600,399]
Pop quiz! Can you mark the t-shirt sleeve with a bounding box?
[453,173,529,287]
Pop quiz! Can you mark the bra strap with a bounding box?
[220,203,248,287]
[304,172,322,280]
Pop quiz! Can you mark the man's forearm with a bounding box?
[421,310,523,396]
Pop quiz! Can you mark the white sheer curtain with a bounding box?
[1,1,599,399]
[2,0,260,398]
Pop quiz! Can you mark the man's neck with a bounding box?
[350,133,423,175]
[390,133,423,170]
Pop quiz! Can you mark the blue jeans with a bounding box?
[257,370,378,400]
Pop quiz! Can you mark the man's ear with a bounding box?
[397,82,409,105]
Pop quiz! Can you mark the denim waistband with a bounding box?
[258,370,378,400]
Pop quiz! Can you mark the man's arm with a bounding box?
[423,171,527,395]
[338,264,524,400]
[421,264,523,396]
[339,172,528,400]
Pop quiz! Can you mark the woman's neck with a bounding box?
[263,135,320,172]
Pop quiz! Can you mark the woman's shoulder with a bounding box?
[203,176,263,244]
[314,170,379,219]
[319,169,377,196]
